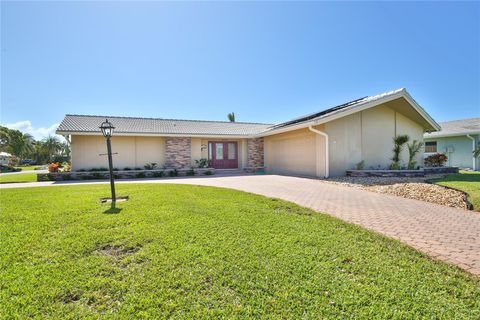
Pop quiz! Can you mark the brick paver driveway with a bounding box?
[2,174,480,275]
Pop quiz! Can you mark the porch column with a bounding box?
[247,137,264,169]
[165,137,191,169]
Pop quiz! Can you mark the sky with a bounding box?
[1,1,479,140]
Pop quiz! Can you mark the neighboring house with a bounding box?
[56,88,440,177]
[424,118,480,171]
[0,152,12,165]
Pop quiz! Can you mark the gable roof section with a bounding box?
[261,88,440,136]
[424,118,480,139]
[56,115,272,137]
[56,88,440,137]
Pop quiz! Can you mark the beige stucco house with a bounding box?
[56,88,440,177]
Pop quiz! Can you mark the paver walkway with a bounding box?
[2,174,479,275]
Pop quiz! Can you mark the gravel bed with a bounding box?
[325,175,469,210]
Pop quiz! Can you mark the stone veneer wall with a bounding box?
[165,137,192,168]
[247,138,264,168]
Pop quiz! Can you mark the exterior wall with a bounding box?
[247,138,264,168]
[424,135,478,170]
[71,135,165,170]
[165,137,191,169]
[264,128,325,177]
[324,104,425,176]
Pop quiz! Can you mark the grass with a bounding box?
[0,172,37,183]
[14,165,43,171]
[432,171,480,211]
[1,184,479,319]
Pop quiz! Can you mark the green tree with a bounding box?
[42,136,63,162]
[390,134,410,170]
[227,112,235,122]
[407,140,424,169]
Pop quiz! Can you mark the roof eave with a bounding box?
[424,131,480,139]
[55,130,257,139]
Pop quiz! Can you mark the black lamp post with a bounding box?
[100,119,116,205]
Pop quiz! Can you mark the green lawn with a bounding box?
[0,172,37,183]
[1,184,479,319]
[14,165,43,171]
[432,171,480,211]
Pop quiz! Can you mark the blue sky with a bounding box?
[1,1,479,139]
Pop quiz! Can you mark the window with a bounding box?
[425,141,437,153]
[215,143,224,160]
[208,142,212,160]
[227,143,236,160]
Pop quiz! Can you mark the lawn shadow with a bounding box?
[104,204,123,214]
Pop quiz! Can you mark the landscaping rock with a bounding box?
[327,175,469,210]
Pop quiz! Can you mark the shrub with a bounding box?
[195,158,211,168]
[424,153,448,167]
[135,167,142,170]
[390,135,410,170]
[62,164,71,172]
[113,167,119,171]
[62,174,72,181]
[124,167,131,171]
[169,169,178,177]
[144,162,158,170]
[186,168,195,176]
[48,163,60,173]
[77,169,86,172]
[135,172,146,178]
[153,171,164,178]
[407,140,424,170]
[91,172,104,179]
[204,170,213,176]
[355,160,365,170]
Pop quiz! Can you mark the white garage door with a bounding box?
[270,133,316,176]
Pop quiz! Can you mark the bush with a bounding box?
[135,172,146,178]
[124,167,131,171]
[77,169,86,172]
[62,174,72,181]
[48,163,60,173]
[186,168,196,176]
[169,169,178,177]
[91,172,104,179]
[144,162,158,170]
[135,167,142,170]
[424,153,448,167]
[62,164,71,172]
[153,171,164,178]
[195,158,211,168]
[204,170,213,176]
[355,160,365,170]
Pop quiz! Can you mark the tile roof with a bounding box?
[56,114,273,136]
[56,88,439,137]
[424,118,480,138]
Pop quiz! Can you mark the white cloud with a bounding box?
[3,120,61,141]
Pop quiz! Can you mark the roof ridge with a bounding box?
[439,117,480,124]
[64,114,273,126]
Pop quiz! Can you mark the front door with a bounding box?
[209,141,238,169]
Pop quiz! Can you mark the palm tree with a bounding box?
[390,134,410,169]
[42,136,63,162]
[227,112,235,122]
[474,148,480,159]
[407,140,424,169]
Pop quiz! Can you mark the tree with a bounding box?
[474,148,480,159]
[407,140,424,169]
[227,112,235,122]
[42,136,63,162]
[390,134,410,170]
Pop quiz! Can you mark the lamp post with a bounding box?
[100,119,116,205]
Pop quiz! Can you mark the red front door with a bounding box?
[209,141,238,169]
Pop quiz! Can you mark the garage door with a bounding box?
[270,133,316,176]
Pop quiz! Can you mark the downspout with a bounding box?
[308,125,329,178]
[466,134,476,171]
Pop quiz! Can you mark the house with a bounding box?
[424,118,480,171]
[0,152,12,165]
[56,88,440,177]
